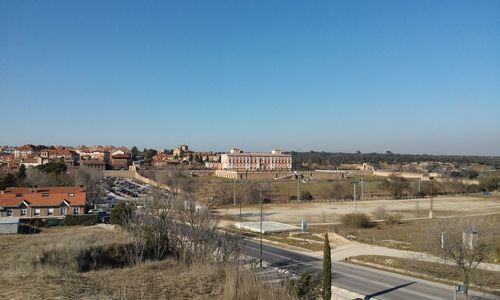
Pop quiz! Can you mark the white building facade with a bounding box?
[221,149,292,171]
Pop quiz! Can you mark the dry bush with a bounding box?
[372,206,402,224]
[385,213,403,225]
[340,213,371,228]
[222,265,298,300]
[119,188,241,265]
[372,206,388,220]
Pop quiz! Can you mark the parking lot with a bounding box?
[91,177,151,212]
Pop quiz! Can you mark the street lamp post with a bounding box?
[260,185,263,268]
[297,174,301,202]
[361,176,364,201]
[233,178,236,206]
[353,181,357,212]
[429,177,434,219]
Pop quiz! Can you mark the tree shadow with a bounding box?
[364,281,416,299]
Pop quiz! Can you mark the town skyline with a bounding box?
[1,142,499,157]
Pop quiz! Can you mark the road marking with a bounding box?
[244,241,449,300]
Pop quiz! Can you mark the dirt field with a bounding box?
[218,194,500,224]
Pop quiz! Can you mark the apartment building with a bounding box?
[0,187,86,218]
[220,148,292,171]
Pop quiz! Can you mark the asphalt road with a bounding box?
[242,239,499,300]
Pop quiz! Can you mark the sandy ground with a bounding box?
[217,195,500,225]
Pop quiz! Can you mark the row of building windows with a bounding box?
[229,158,291,163]
[5,207,78,217]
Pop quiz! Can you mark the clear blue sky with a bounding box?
[1,1,499,155]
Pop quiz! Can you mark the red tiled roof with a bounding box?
[111,154,129,159]
[80,159,106,165]
[0,187,86,207]
[16,145,35,151]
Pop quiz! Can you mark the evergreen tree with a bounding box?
[322,233,332,300]
[0,173,17,190]
[131,146,139,160]
[17,164,27,180]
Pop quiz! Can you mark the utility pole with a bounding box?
[233,178,236,206]
[239,190,242,222]
[353,181,357,211]
[429,177,434,219]
[297,174,301,202]
[361,177,364,201]
[260,185,263,268]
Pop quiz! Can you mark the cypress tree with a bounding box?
[323,233,332,300]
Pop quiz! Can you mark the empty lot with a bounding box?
[218,194,500,224]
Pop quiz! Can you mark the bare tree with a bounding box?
[421,218,495,299]
[26,168,60,187]
[196,181,226,208]
[176,195,240,264]
[120,187,240,265]
[155,166,197,196]
[69,167,104,207]
[121,204,147,266]
[381,175,410,199]
[331,181,352,200]
[237,181,272,204]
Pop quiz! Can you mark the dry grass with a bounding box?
[0,225,129,277]
[311,213,500,263]
[0,226,295,299]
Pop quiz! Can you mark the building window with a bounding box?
[6,209,13,217]
[68,193,74,197]
[48,208,54,216]
[42,192,49,197]
[73,207,80,215]
[20,208,27,216]
[34,208,40,216]
[60,207,67,215]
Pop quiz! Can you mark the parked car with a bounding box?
[98,211,110,224]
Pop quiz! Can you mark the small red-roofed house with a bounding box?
[0,187,86,218]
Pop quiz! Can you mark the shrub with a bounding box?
[63,214,99,226]
[385,213,403,225]
[300,191,313,201]
[76,244,129,272]
[19,218,49,228]
[37,243,129,272]
[372,206,387,220]
[340,213,371,228]
[18,224,41,234]
[110,202,135,226]
[289,272,321,300]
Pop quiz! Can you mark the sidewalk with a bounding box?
[308,242,500,272]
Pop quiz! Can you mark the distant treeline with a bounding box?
[290,151,500,169]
